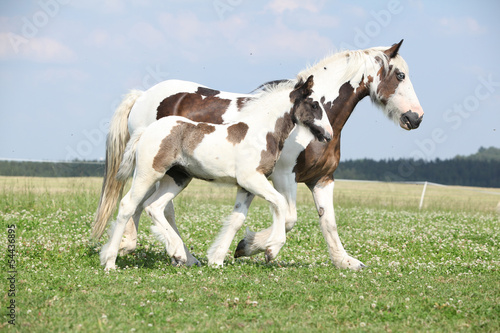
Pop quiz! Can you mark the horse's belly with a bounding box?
[186,147,237,184]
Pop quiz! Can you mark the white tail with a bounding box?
[116,128,146,181]
[92,90,143,240]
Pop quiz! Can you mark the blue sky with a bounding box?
[1,0,499,162]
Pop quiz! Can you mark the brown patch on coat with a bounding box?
[156,92,230,124]
[256,112,294,177]
[236,97,254,110]
[153,121,216,174]
[196,86,220,97]
[226,122,249,145]
[376,64,401,105]
[293,77,370,185]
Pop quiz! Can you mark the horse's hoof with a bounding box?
[336,256,366,271]
[234,239,247,258]
[171,256,186,267]
[264,248,273,263]
[187,258,201,267]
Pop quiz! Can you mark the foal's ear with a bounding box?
[290,75,315,102]
[384,39,404,59]
[303,75,314,93]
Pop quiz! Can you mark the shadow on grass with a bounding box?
[85,242,311,270]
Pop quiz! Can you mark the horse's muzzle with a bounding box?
[400,110,423,130]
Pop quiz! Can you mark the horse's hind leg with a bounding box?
[144,175,195,266]
[119,186,156,255]
[163,200,200,267]
[207,187,255,266]
[100,173,159,270]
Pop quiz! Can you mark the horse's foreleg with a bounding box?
[207,187,255,266]
[235,176,288,262]
[308,176,366,270]
[234,173,297,259]
[272,172,298,232]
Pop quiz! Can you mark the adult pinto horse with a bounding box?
[93,40,423,270]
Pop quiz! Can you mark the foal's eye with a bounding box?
[396,72,405,81]
[312,102,318,109]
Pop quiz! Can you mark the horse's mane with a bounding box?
[250,79,295,93]
[242,46,410,116]
[238,79,297,117]
[297,46,409,83]
[251,46,410,97]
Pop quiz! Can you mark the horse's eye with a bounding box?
[312,102,318,109]
[396,72,405,81]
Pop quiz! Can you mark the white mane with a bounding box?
[297,46,410,83]
[238,80,296,118]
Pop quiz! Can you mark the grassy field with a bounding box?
[1,176,499,332]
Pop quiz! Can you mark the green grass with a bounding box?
[1,177,499,332]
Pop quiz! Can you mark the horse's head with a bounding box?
[369,40,424,130]
[290,75,333,142]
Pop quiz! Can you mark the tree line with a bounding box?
[1,147,499,188]
[334,146,500,188]
[335,158,499,188]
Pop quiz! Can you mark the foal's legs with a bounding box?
[308,176,366,270]
[100,173,159,270]
[119,181,198,263]
[234,173,298,258]
[236,175,288,262]
[163,200,200,267]
[207,187,255,266]
[118,186,155,255]
[143,175,197,266]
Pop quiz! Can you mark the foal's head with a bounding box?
[290,75,333,142]
[369,40,424,130]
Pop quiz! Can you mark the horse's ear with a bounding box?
[291,75,314,102]
[384,39,404,59]
[304,75,314,94]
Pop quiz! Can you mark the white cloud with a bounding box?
[157,12,210,43]
[347,5,367,18]
[129,22,166,49]
[439,17,487,36]
[69,0,126,14]
[266,0,325,14]
[0,33,76,62]
[35,67,90,83]
[237,22,334,59]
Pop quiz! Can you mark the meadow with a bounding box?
[1,176,499,332]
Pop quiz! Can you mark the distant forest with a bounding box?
[1,147,499,188]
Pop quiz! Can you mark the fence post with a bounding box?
[419,181,428,210]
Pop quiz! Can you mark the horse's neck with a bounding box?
[310,70,371,134]
[243,88,294,131]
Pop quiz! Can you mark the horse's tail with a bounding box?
[116,127,146,181]
[92,90,143,240]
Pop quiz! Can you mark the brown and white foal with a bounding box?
[100,75,333,270]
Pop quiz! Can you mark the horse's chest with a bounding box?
[293,139,340,183]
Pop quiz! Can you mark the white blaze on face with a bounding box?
[374,56,424,130]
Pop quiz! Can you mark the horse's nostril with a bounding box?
[401,111,422,129]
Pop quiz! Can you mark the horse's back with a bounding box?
[128,79,252,134]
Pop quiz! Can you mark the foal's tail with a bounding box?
[92,90,143,240]
[116,127,146,181]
